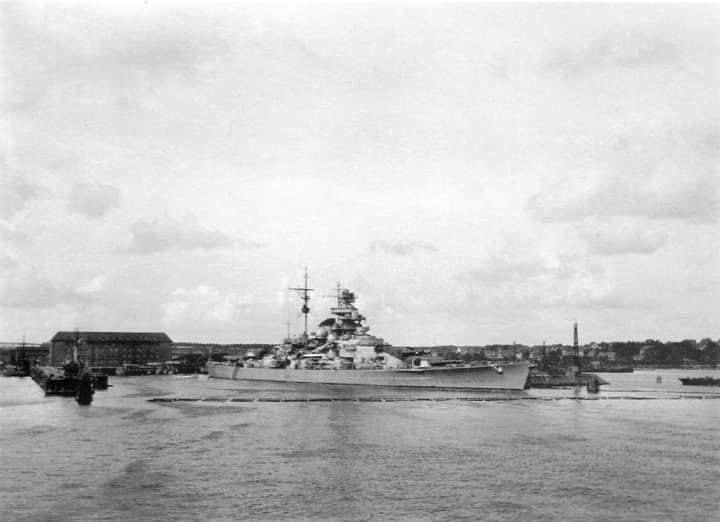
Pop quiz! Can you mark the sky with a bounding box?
[1,2,718,346]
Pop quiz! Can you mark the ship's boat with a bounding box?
[207,272,530,390]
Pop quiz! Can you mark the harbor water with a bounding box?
[1,369,718,521]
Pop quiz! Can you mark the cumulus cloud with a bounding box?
[0,269,111,308]
[68,182,121,217]
[163,285,255,325]
[76,275,108,294]
[570,292,658,310]
[123,215,246,253]
[2,2,229,116]
[0,223,28,243]
[369,240,438,256]
[0,255,19,270]
[527,127,720,224]
[459,256,551,285]
[449,250,650,316]
[579,223,668,256]
[0,174,40,218]
[536,274,661,310]
[0,270,68,308]
[456,246,585,287]
[1,5,717,344]
[539,29,679,78]
[528,177,718,223]
[459,265,655,312]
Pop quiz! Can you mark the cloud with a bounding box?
[459,256,551,285]
[2,3,230,115]
[527,127,720,224]
[450,249,654,314]
[461,269,656,312]
[570,293,658,310]
[68,182,121,217]
[0,222,28,243]
[0,255,19,270]
[0,270,68,308]
[163,285,255,325]
[76,275,108,294]
[0,5,717,345]
[527,176,718,223]
[528,177,718,223]
[123,215,245,253]
[539,29,679,78]
[0,174,40,218]
[457,246,584,286]
[0,269,111,308]
[368,240,438,256]
[579,223,668,256]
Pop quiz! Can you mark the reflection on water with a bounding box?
[1,370,718,521]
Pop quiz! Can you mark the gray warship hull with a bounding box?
[207,360,530,390]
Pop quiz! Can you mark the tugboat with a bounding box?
[207,270,530,390]
[61,359,94,405]
[30,336,96,404]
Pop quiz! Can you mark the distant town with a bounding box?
[1,331,718,373]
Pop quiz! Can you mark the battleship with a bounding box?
[207,271,530,390]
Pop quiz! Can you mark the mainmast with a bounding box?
[289,267,314,350]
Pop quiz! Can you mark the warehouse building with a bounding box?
[49,331,173,368]
[0,342,49,366]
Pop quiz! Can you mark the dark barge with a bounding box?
[679,377,720,386]
[528,370,609,390]
[30,362,107,404]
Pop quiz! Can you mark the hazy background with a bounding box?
[1,2,718,345]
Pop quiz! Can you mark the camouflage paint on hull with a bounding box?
[207,361,530,390]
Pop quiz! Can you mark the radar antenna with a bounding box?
[289,267,314,350]
[322,283,342,306]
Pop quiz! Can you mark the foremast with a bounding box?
[289,267,314,351]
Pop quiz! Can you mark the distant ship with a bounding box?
[207,271,530,390]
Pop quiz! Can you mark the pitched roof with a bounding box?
[51,331,172,343]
